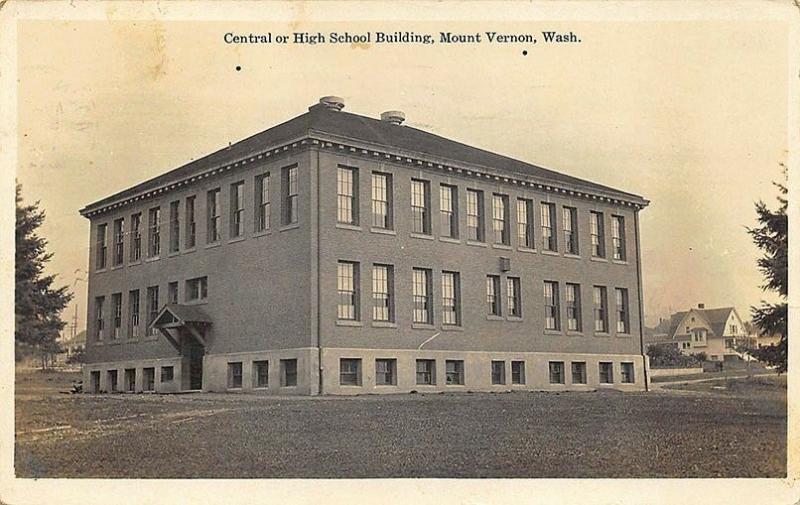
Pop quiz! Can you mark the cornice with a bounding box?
[81,132,649,219]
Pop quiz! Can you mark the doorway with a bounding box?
[188,341,204,390]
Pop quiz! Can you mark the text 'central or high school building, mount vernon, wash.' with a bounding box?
[80,96,650,395]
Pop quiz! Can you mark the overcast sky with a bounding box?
[16,18,788,331]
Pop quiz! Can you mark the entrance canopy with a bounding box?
[150,303,212,351]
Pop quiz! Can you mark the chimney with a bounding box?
[698,303,705,309]
[311,96,345,112]
[380,110,406,125]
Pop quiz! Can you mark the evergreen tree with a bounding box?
[748,168,788,372]
[15,183,72,367]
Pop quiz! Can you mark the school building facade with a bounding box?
[80,96,651,395]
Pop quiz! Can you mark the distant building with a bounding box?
[79,96,650,395]
[652,304,748,361]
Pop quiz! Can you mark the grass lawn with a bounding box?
[14,368,786,478]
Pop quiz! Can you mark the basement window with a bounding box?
[281,359,298,387]
[228,362,243,389]
[339,358,362,386]
[161,366,174,383]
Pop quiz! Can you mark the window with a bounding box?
[725,338,734,349]
[255,174,270,232]
[599,362,614,384]
[337,261,359,320]
[371,172,392,229]
[491,361,506,385]
[112,218,124,266]
[228,362,243,388]
[280,359,297,387]
[169,200,180,252]
[337,166,358,225]
[230,181,244,238]
[517,198,534,249]
[128,289,140,338]
[541,202,556,251]
[506,277,521,317]
[254,361,269,388]
[131,213,142,261]
[441,271,460,325]
[107,370,118,392]
[615,288,630,334]
[621,362,635,383]
[440,184,458,238]
[168,281,178,305]
[339,358,362,386]
[372,264,393,322]
[571,362,587,384]
[412,268,432,324]
[445,360,464,385]
[186,276,208,302]
[612,215,626,260]
[544,281,560,330]
[466,189,484,241]
[111,293,122,339]
[148,207,160,257]
[161,366,174,383]
[124,368,136,392]
[492,194,509,245]
[565,283,582,332]
[487,275,501,316]
[283,165,298,225]
[511,361,526,385]
[185,196,196,248]
[94,296,105,341]
[90,371,100,393]
[143,368,155,391]
[96,223,107,269]
[410,179,430,234]
[563,206,578,254]
[207,189,220,243]
[594,286,609,333]
[590,211,605,258]
[416,359,435,385]
[375,359,396,386]
[549,361,565,384]
[730,324,738,334]
[146,286,159,336]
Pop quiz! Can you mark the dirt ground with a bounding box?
[14,368,787,478]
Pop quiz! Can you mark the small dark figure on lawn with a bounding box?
[70,380,83,394]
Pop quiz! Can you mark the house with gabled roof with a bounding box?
[664,304,748,361]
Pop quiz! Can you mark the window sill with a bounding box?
[541,250,560,257]
[564,253,582,260]
[253,386,269,390]
[145,256,160,263]
[411,323,436,330]
[486,315,504,321]
[184,299,208,306]
[228,236,246,244]
[110,264,124,271]
[466,240,488,248]
[336,320,363,327]
[544,329,564,336]
[612,259,629,265]
[125,338,141,344]
[439,236,461,244]
[204,242,221,250]
[410,232,434,241]
[371,321,397,328]
[590,256,608,263]
[182,247,197,255]
[95,268,107,274]
[93,340,104,346]
[280,223,300,232]
[492,243,512,250]
[370,227,396,236]
[108,339,122,345]
[253,230,272,238]
[594,332,611,338]
[167,250,181,258]
[375,384,398,387]
[616,332,633,338]
[566,331,584,337]
[441,325,463,332]
[517,247,537,254]
[336,223,362,232]
[506,316,524,322]
[128,260,142,267]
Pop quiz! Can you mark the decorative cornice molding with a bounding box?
[81,133,649,218]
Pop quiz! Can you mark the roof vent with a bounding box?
[381,110,406,125]
[317,96,344,111]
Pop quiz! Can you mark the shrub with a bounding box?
[647,343,701,368]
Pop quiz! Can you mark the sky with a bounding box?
[15,17,788,332]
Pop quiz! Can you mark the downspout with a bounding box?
[634,208,649,391]
[316,147,323,395]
